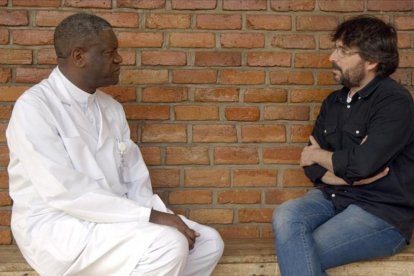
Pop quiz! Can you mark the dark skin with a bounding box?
[57,27,199,249]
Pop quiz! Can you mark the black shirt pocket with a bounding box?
[342,123,366,146]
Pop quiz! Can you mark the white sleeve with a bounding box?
[7,95,151,223]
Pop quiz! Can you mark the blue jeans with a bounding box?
[272,189,407,276]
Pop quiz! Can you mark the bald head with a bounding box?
[54,13,112,59]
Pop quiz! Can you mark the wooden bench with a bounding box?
[1,239,414,276]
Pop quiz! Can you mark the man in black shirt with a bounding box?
[272,16,414,276]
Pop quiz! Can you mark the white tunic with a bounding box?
[6,67,169,275]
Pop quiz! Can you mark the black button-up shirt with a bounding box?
[304,76,414,241]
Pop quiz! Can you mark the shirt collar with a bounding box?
[56,66,96,106]
[336,75,384,104]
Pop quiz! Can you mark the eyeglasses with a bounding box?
[332,46,360,58]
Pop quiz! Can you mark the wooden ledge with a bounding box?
[1,238,414,276]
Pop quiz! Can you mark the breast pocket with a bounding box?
[342,123,367,146]
[323,123,338,149]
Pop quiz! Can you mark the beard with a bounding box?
[332,60,365,88]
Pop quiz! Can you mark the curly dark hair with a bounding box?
[54,13,112,59]
[332,15,399,77]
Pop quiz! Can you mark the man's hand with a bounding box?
[300,136,322,167]
[321,167,389,186]
[149,209,199,250]
[353,167,389,185]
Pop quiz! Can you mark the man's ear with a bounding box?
[71,47,87,68]
[366,60,379,73]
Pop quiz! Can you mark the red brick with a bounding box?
[223,0,267,10]
[117,49,136,65]
[172,69,217,84]
[37,48,56,65]
[246,15,291,30]
[185,168,230,187]
[195,51,241,67]
[312,106,321,120]
[316,71,338,85]
[225,106,260,121]
[0,0,5,5]
[270,0,315,11]
[319,0,363,12]
[189,209,233,224]
[64,0,111,8]
[129,123,138,142]
[297,16,338,31]
[115,71,144,94]
[142,87,188,102]
[0,10,28,26]
[0,210,11,226]
[0,68,11,83]
[120,69,168,85]
[12,0,60,6]
[214,147,259,164]
[291,124,314,143]
[142,51,186,66]
[266,188,307,204]
[118,32,163,48]
[117,0,165,9]
[0,29,9,44]
[193,125,237,143]
[247,52,291,67]
[15,68,52,83]
[140,147,161,165]
[172,0,217,10]
[233,169,277,187]
[244,88,287,103]
[174,105,219,120]
[149,168,180,188]
[221,33,265,48]
[319,34,334,49]
[0,191,12,206]
[264,106,310,121]
[196,14,241,30]
[169,190,212,204]
[272,34,315,49]
[239,208,273,223]
[12,30,54,45]
[395,16,414,30]
[218,190,261,204]
[221,70,265,85]
[193,124,237,142]
[124,105,169,120]
[283,169,313,187]
[263,147,302,164]
[391,70,411,86]
[142,124,186,143]
[146,13,190,29]
[399,52,414,68]
[0,229,12,245]
[0,86,27,102]
[166,147,209,165]
[241,125,286,142]
[270,71,313,85]
[291,89,332,103]
[170,33,215,48]
[0,105,13,120]
[96,12,139,28]
[295,53,331,68]
[35,11,75,26]
[398,33,411,49]
[0,171,8,188]
[195,87,239,102]
[217,226,260,239]
[367,0,412,11]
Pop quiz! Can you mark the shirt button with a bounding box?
[331,193,336,198]
[347,105,351,109]
[356,130,360,134]
[358,97,361,100]
[324,129,327,134]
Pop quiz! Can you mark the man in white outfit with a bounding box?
[6,13,224,276]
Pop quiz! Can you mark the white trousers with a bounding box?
[130,216,224,276]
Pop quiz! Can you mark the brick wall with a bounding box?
[0,0,414,244]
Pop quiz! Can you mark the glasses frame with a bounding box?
[332,46,360,58]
